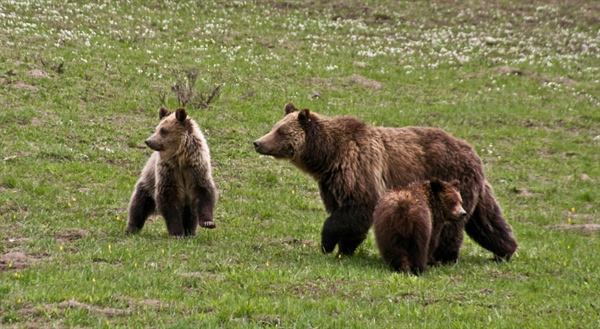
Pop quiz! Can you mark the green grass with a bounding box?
[1,0,599,328]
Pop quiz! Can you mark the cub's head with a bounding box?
[253,103,314,160]
[429,178,467,221]
[145,107,190,153]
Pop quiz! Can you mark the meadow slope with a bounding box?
[1,1,599,328]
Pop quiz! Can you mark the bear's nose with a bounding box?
[253,141,260,150]
[457,208,467,219]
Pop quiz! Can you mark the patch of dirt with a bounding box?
[13,82,37,91]
[471,66,579,88]
[139,299,164,309]
[3,236,30,248]
[0,251,45,271]
[58,299,128,317]
[568,212,597,223]
[350,74,382,90]
[276,237,319,250]
[509,187,535,197]
[54,228,88,243]
[487,269,529,280]
[553,224,600,234]
[27,70,49,78]
[290,280,342,298]
[179,269,224,281]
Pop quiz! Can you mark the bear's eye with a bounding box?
[160,128,168,136]
[277,128,289,136]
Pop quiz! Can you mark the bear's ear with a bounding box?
[298,108,312,128]
[449,179,461,188]
[159,106,172,119]
[175,108,187,123]
[285,102,298,115]
[429,178,444,194]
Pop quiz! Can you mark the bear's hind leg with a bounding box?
[465,182,518,261]
[386,251,411,274]
[157,191,185,237]
[126,184,156,234]
[408,226,430,275]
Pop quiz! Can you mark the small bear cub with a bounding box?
[373,179,466,275]
[126,107,217,237]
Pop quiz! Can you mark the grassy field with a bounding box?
[1,0,599,328]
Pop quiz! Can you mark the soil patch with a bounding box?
[13,82,37,91]
[350,74,382,90]
[54,228,89,242]
[58,299,128,317]
[0,251,43,271]
[27,70,49,78]
[552,224,600,234]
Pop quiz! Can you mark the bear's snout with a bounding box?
[145,136,162,151]
[253,139,270,155]
[456,207,467,220]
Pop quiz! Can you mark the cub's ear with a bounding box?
[175,108,187,122]
[449,179,461,188]
[298,108,312,127]
[429,178,443,193]
[159,106,172,119]
[284,102,298,115]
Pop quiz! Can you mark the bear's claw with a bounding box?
[200,220,216,229]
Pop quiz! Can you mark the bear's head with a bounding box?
[253,103,313,160]
[430,178,467,221]
[145,106,190,154]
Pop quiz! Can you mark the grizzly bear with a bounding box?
[253,103,517,261]
[373,179,467,275]
[126,107,217,237]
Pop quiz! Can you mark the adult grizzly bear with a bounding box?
[373,179,467,275]
[126,107,217,237]
[253,103,517,261]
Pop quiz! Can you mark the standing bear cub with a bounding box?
[254,103,517,261]
[373,179,467,275]
[126,107,217,237]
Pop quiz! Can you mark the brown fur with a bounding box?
[373,179,466,274]
[254,103,517,260]
[126,107,217,237]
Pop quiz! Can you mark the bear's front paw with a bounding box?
[125,226,141,235]
[321,243,336,254]
[200,220,216,229]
